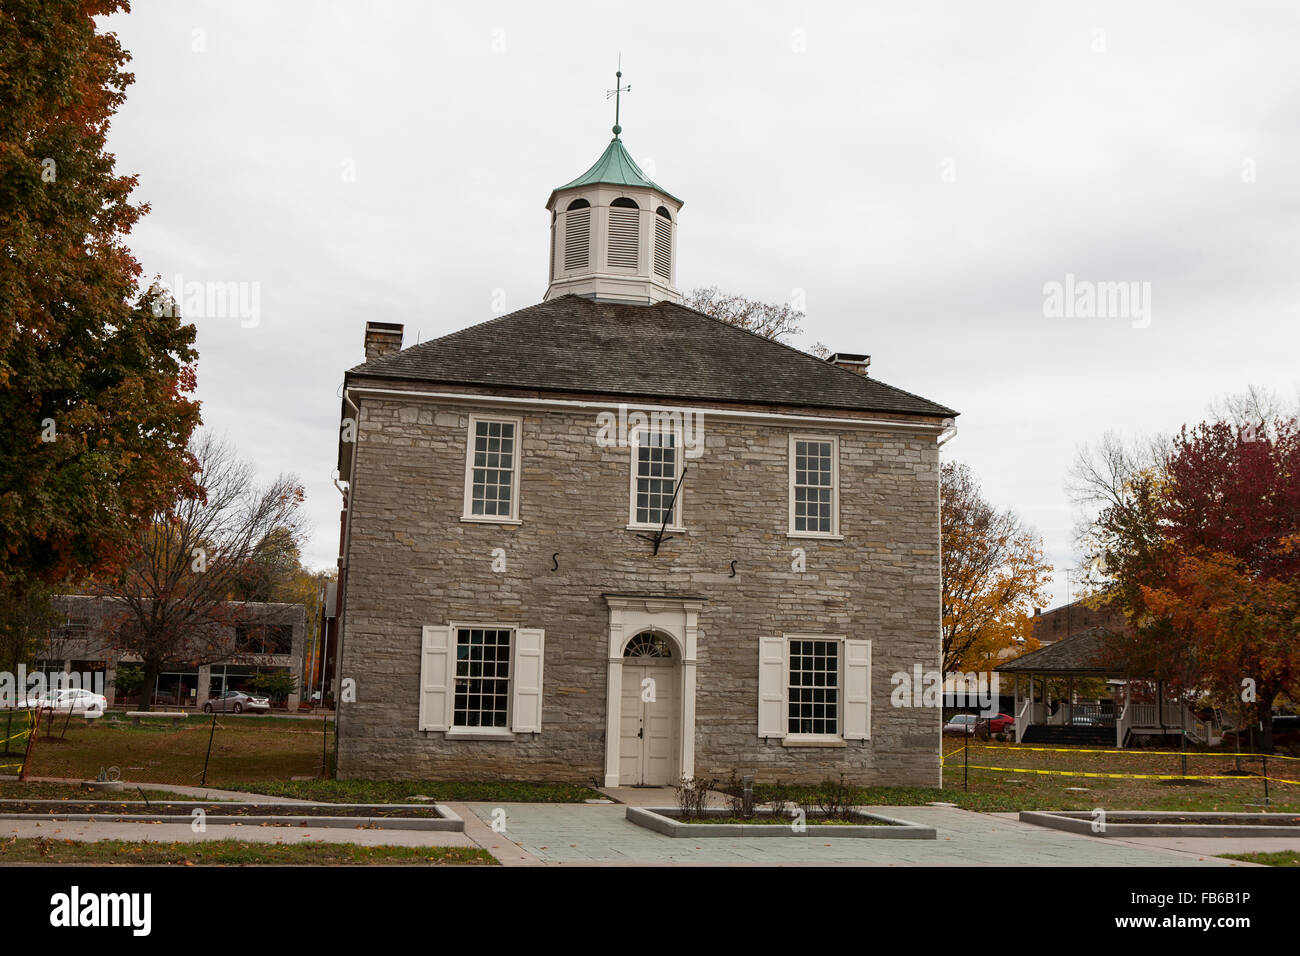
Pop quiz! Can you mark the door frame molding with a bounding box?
[603,595,703,788]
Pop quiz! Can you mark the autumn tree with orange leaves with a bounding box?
[941,462,1053,673]
[0,1,201,600]
[1074,398,1300,752]
[1138,419,1300,752]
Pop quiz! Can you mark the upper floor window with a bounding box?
[564,199,590,271]
[462,415,522,523]
[653,206,672,280]
[788,435,839,537]
[608,197,640,269]
[629,426,682,529]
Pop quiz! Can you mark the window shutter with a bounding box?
[607,207,639,268]
[564,209,590,270]
[757,636,786,738]
[511,628,545,733]
[843,639,871,740]
[653,216,672,279]
[418,625,452,731]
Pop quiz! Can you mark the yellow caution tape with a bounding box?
[951,763,1256,781]
[943,760,1300,785]
[970,743,1300,761]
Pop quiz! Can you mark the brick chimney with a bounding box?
[363,321,403,363]
[826,352,870,376]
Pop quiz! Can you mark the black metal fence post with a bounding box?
[200,712,218,786]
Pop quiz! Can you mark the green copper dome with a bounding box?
[551,137,681,204]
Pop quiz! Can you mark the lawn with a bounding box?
[735,741,1300,814]
[8,715,328,785]
[232,778,606,804]
[1218,851,1300,867]
[0,781,199,802]
[0,838,495,866]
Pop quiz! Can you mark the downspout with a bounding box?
[331,388,361,774]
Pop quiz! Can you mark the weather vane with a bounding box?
[605,55,630,138]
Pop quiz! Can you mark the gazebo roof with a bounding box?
[995,627,1126,676]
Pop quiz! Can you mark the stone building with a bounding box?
[333,117,957,786]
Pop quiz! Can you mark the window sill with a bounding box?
[460,516,522,526]
[445,729,515,741]
[626,523,686,534]
[786,532,843,541]
[781,736,847,748]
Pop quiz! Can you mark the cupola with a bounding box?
[544,68,682,305]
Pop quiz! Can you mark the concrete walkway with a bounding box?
[458,803,1251,866]
[0,777,1278,865]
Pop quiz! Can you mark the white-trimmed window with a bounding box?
[418,624,545,735]
[787,637,841,736]
[453,626,512,729]
[629,425,682,529]
[462,415,521,523]
[758,635,870,743]
[788,435,839,537]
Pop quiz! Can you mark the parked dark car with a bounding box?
[1221,714,1300,749]
[203,690,270,714]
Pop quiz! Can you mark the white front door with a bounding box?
[619,661,678,786]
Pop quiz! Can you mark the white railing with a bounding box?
[1015,698,1032,743]
[1116,700,1131,747]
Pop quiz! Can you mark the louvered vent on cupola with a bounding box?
[653,206,672,280]
[607,197,640,268]
[564,199,591,270]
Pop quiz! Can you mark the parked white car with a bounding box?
[19,688,107,718]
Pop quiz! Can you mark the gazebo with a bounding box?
[995,628,1217,748]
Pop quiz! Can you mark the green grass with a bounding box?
[231,778,605,804]
[0,838,494,866]
[7,717,329,785]
[1218,851,1300,867]
[736,742,1300,815]
[0,781,203,802]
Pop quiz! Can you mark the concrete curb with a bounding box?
[626,806,936,839]
[1020,809,1300,839]
[0,800,464,833]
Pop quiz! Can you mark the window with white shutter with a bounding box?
[608,197,639,269]
[760,634,861,743]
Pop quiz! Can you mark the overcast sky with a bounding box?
[102,1,1300,606]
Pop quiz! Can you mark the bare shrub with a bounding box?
[672,774,718,820]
